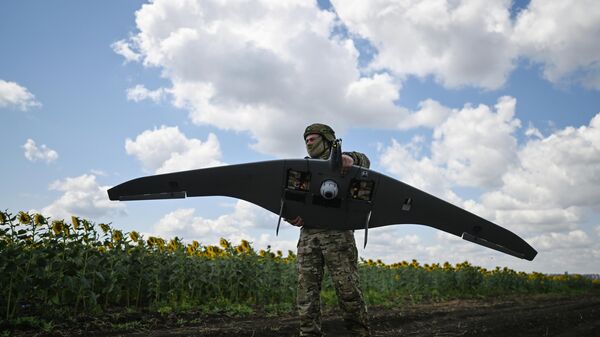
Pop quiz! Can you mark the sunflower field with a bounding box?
[1,210,597,324]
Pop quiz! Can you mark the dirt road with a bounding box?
[114,294,600,337]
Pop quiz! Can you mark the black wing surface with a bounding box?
[108,158,537,261]
[367,172,537,261]
[108,160,289,214]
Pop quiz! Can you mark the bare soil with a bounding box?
[101,293,600,337]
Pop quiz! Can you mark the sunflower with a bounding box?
[71,216,80,230]
[64,226,71,238]
[219,238,231,250]
[206,245,222,258]
[168,238,180,252]
[112,230,123,242]
[33,213,46,226]
[99,223,110,234]
[18,211,31,225]
[52,220,64,236]
[147,237,157,247]
[186,244,197,256]
[240,239,251,252]
[129,231,139,242]
[82,219,91,231]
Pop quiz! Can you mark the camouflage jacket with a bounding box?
[342,151,370,169]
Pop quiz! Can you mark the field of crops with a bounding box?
[1,210,598,334]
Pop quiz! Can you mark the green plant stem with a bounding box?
[6,275,13,321]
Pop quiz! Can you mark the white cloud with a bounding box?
[359,226,600,274]
[525,122,544,139]
[90,169,107,176]
[43,174,125,220]
[513,0,600,89]
[380,137,451,196]
[332,1,600,90]
[125,126,224,174]
[332,0,517,89]
[431,96,521,188]
[379,101,600,241]
[380,96,521,193]
[481,112,600,234]
[0,79,41,111]
[399,99,452,129]
[113,1,600,163]
[528,230,592,251]
[22,139,58,163]
[149,201,294,252]
[115,0,413,157]
[111,39,141,63]
[126,84,167,103]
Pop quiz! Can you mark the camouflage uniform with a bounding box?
[297,124,371,337]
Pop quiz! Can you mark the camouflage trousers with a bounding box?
[296,228,370,337]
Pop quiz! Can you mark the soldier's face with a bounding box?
[305,134,321,145]
[305,134,327,158]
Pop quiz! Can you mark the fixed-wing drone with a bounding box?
[108,140,537,261]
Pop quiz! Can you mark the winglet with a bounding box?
[461,232,532,260]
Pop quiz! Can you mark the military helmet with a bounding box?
[303,123,336,143]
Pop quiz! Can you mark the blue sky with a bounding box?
[2,0,600,273]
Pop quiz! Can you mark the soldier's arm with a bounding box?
[342,151,371,169]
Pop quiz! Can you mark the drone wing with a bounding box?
[107,158,537,261]
[368,173,537,261]
[107,160,291,214]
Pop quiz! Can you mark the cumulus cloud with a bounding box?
[380,137,451,196]
[149,201,296,252]
[111,39,141,63]
[380,96,521,193]
[481,112,600,234]
[332,0,600,90]
[0,79,41,111]
[380,101,600,239]
[43,174,125,220]
[528,230,592,251]
[115,0,413,157]
[113,0,600,162]
[513,0,600,89]
[126,84,168,103]
[432,96,521,188]
[22,139,58,163]
[115,0,600,161]
[399,99,452,130]
[359,226,500,267]
[125,126,224,173]
[331,0,517,89]
[359,225,600,274]
[524,122,544,139]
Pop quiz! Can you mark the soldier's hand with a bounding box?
[285,216,304,227]
[341,154,354,175]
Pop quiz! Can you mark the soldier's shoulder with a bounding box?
[343,151,370,168]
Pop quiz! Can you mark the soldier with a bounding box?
[287,123,371,337]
